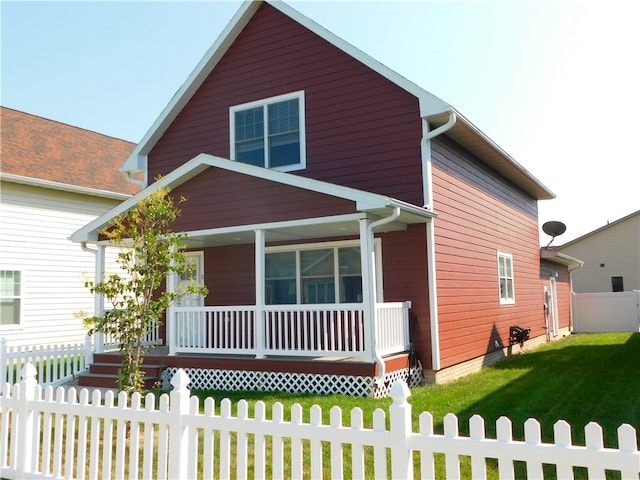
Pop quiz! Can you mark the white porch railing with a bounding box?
[95,313,162,352]
[170,302,411,359]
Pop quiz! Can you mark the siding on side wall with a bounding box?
[0,182,123,348]
[380,225,432,368]
[431,137,543,369]
[148,3,424,207]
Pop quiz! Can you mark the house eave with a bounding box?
[0,173,132,201]
[540,248,584,268]
[425,110,555,201]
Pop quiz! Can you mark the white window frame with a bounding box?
[0,268,24,327]
[497,251,515,305]
[265,239,383,305]
[230,90,306,172]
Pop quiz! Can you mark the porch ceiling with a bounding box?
[184,211,417,248]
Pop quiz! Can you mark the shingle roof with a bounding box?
[1,106,139,196]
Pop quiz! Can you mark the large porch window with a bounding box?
[265,242,367,305]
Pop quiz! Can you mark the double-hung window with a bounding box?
[0,270,22,325]
[230,91,305,171]
[265,243,363,305]
[497,252,515,304]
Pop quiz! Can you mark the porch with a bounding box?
[87,302,417,396]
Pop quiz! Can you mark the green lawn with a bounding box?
[191,332,639,478]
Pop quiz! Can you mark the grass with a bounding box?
[190,332,640,478]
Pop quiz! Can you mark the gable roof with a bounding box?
[1,106,140,198]
[120,0,554,201]
[557,209,640,249]
[72,153,436,243]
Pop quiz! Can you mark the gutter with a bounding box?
[421,110,457,373]
[367,206,401,384]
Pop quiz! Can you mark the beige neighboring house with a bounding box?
[557,209,640,293]
[0,107,140,347]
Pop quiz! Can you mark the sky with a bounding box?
[2,0,639,245]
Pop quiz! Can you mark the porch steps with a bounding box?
[77,354,163,390]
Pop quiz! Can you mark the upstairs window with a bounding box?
[230,91,305,171]
[0,270,22,325]
[497,252,515,304]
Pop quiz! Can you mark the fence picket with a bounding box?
[237,399,249,480]
[524,418,544,480]
[585,422,606,480]
[496,416,515,480]
[443,413,461,480]
[330,405,344,480]
[188,396,200,480]
[418,412,435,480]
[203,397,216,480]
[309,404,323,479]
[219,398,232,480]
[618,424,639,480]
[554,419,573,479]
[1,365,639,480]
[272,402,285,479]
[372,408,387,479]
[469,414,487,480]
[350,407,365,480]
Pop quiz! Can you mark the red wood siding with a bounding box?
[169,167,356,232]
[431,139,543,369]
[381,226,432,368]
[203,244,255,306]
[148,3,424,206]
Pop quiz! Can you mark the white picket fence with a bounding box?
[0,337,92,387]
[1,365,638,480]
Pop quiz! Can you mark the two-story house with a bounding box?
[72,0,578,396]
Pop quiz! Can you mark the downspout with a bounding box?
[421,111,456,373]
[367,206,401,385]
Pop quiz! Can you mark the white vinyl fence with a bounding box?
[573,291,640,333]
[0,337,92,387]
[1,364,638,480]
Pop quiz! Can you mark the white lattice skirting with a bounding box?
[161,366,423,398]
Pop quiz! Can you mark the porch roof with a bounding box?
[72,153,437,244]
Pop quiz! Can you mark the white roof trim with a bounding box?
[120,0,451,175]
[74,153,436,242]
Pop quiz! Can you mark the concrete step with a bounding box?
[88,362,163,377]
[77,372,159,390]
[78,355,164,390]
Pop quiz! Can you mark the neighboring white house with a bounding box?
[557,209,640,293]
[0,107,139,347]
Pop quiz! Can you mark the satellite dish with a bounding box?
[542,221,567,248]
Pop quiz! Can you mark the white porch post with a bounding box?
[255,229,266,359]
[94,243,106,354]
[359,218,377,363]
[167,244,178,355]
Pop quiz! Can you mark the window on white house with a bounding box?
[497,252,515,304]
[266,245,362,305]
[0,270,22,325]
[231,91,305,171]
